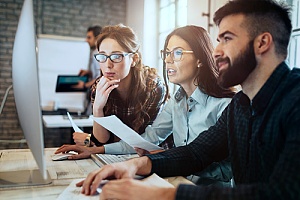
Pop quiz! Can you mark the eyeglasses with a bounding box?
[160,48,193,62]
[94,53,133,63]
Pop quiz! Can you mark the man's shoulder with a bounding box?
[284,67,300,92]
[290,67,300,78]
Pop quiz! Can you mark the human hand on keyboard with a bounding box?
[55,144,103,160]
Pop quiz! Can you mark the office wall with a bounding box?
[0,0,126,149]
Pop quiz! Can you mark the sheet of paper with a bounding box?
[57,174,173,200]
[56,179,99,200]
[142,173,174,188]
[93,115,162,151]
[67,112,84,133]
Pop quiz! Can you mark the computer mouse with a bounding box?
[51,151,78,161]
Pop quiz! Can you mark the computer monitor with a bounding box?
[0,0,51,187]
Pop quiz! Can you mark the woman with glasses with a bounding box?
[132,25,236,186]
[56,24,167,152]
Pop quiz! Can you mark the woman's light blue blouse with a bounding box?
[104,87,231,154]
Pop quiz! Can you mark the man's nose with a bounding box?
[213,43,223,61]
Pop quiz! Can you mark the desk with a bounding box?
[43,115,94,145]
[0,148,193,199]
[43,115,93,128]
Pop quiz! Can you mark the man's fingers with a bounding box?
[76,179,84,187]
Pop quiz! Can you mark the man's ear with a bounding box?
[254,32,273,55]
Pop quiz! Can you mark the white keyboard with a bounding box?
[93,154,139,166]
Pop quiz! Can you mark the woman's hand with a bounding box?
[135,147,165,156]
[73,132,89,146]
[93,76,120,115]
[55,144,104,160]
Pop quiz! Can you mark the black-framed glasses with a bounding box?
[94,53,133,63]
[160,48,193,62]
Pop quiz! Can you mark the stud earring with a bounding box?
[197,63,202,68]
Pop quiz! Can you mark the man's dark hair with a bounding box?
[213,0,292,57]
[87,25,102,37]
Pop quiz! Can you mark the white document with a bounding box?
[93,115,162,151]
[67,112,84,133]
[56,179,99,200]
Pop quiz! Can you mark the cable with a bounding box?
[0,84,13,115]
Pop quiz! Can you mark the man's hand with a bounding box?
[72,80,85,89]
[55,144,101,160]
[100,179,176,200]
[77,156,152,195]
[73,132,89,146]
[78,69,91,77]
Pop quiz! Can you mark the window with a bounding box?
[157,0,187,93]
[287,0,300,68]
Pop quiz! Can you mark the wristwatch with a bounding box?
[84,134,91,147]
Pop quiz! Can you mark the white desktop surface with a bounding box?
[0,148,193,199]
[43,115,93,128]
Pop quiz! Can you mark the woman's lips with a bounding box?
[167,68,176,76]
[105,72,115,77]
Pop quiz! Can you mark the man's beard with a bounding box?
[216,40,257,88]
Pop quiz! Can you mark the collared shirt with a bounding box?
[90,72,166,145]
[104,87,231,153]
[148,62,300,199]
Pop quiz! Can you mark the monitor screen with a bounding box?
[0,0,51,187]
[55,75,89,92]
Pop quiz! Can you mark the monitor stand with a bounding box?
[0,169,52,188]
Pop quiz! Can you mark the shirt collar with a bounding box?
[175,87,208,106]
[237,61,290,115]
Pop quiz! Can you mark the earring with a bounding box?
[197,63,202,68]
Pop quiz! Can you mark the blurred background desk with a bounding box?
[42,115,93,128]
[0,148,193,199]
[42,111,93,147]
